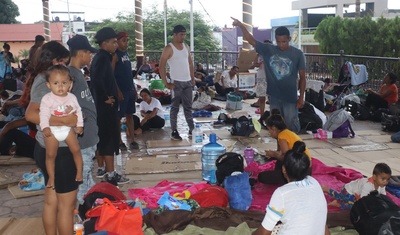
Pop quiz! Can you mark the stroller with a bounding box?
[331,61,368,108]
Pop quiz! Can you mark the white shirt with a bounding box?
[167,43,191,82]
[219,70,237,88]
[261,176,327,235]
[139,98,164,118]
[345,177,386,199]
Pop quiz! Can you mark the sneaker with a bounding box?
[96,168,107,178]
[129,141,139,150]
[119,143,128,151]
[171,130,182,140]
[113,172,130,185]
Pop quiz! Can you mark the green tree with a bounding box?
[315,16,400,57]
[18,49,30,59]
[92,7,220,58]
[0,0,20,24]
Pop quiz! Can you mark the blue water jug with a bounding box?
[201,133,226,182]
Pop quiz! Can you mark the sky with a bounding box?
[11,0,400,29]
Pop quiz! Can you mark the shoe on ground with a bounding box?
[96,168,107,178]
[129,141,139,149]
[119,143,128,151]
[188,130,192,136]
[250,102,260,108]
[112,172,130,185]
[213,120,224,127]
[171,130,182,140]
[255,109,261,114]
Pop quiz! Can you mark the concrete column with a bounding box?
[301,9,308,28]
[42,0,50,41]
[242,0,253,50]
[135,0,144,69]
[336,4,343,17]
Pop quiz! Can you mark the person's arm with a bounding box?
[0,118,28,141]
[231,17,256,47]
[252,227,272,235]
[265,139,289,161]
[297,70,306,108]
[186,44,195,85]
[159,45,175,90]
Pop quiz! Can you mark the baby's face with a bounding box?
[47,71,72,97]
[373,172,391,188]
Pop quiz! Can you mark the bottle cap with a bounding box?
[209,133,216,143]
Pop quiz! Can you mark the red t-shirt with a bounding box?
[379,83,398,104]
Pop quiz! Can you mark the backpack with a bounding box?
[345,100,371,121]
[350,190,400,235]
[230,116,255,136]
[379,216,400,235]
[332,120,355,138]
[215,152,244,186]
[381,113,400,132]
[323,108,355,138]
[298,101,323,132]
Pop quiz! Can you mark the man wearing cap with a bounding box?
[112,32,139,150]
[90,27,130,185]
[66,34,99,204]
[159,25,195,140]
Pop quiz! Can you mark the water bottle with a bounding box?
[201,133,226,182]
[244,146,255,165]
[142,72,147,81]
[73,209,84,235]
[192,124,203,147]
[164,106,171,127]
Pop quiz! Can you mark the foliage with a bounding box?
[18,49,29,59]
[91,7,220,62]
[314,16,400,57]
[0,0,20,24]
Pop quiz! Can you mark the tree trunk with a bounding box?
[42,0,51,41]
[242,0,253,50]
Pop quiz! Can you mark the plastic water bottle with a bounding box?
[192,124,203,147]
[201,133,226,182]
[73,209,84,235]
[142,72,147,81]
[244,146,255,165]
[164,106,171,127]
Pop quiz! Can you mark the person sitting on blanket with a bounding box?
[253,141,328,235]
[257,109,312,185]
[365,72,398,111]
[214,66,239,96]
[322,162,391,209]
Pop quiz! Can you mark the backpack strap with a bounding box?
[348,121,355,138]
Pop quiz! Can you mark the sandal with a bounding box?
[250,102,260,108]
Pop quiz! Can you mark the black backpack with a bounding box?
[350,190,400,235]
[230,116,255,136]
[344,100,372,121]
[381,113,400,132]
[298,101,323,132]
[215,152,244,186]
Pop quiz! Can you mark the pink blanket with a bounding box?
[247,158,400,212]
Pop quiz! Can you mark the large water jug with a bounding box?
[201,133,226,182]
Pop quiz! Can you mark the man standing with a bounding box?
[232,18,306,133]
[159,25,195,140]
[113,32,139,150]
[28,35,45,67]
[66,34,99,204]
[90,27,129,185]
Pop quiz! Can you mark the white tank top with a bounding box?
[168,43,191,82]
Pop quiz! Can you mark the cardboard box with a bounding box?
[237,49,257,73]
[238,72,256,89]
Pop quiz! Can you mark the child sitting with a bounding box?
[322,162,391,209]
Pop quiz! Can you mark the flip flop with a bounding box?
[250,102,260,108]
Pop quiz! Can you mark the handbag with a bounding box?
[95,198,144,235]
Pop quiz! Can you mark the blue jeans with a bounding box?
[77,145,96,205]
[269,96,300,133]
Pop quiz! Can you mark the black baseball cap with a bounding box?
[95,27,118,44]
[173,25,186,34]
[67,35,98,53]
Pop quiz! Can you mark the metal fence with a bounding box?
[144,50,400,91]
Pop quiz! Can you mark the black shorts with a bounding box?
[34,142,79,193]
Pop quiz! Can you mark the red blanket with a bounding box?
[247,158,400,212]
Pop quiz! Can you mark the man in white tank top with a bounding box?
[159,25,195,140]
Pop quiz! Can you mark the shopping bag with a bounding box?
[95,198,143,235]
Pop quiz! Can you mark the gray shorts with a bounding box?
[256,76,267,97]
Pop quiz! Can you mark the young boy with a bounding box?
[67,34,99,204]
[322,162,392,209]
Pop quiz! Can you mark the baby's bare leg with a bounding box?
[44,135,59,188]
[65,129,83,182]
